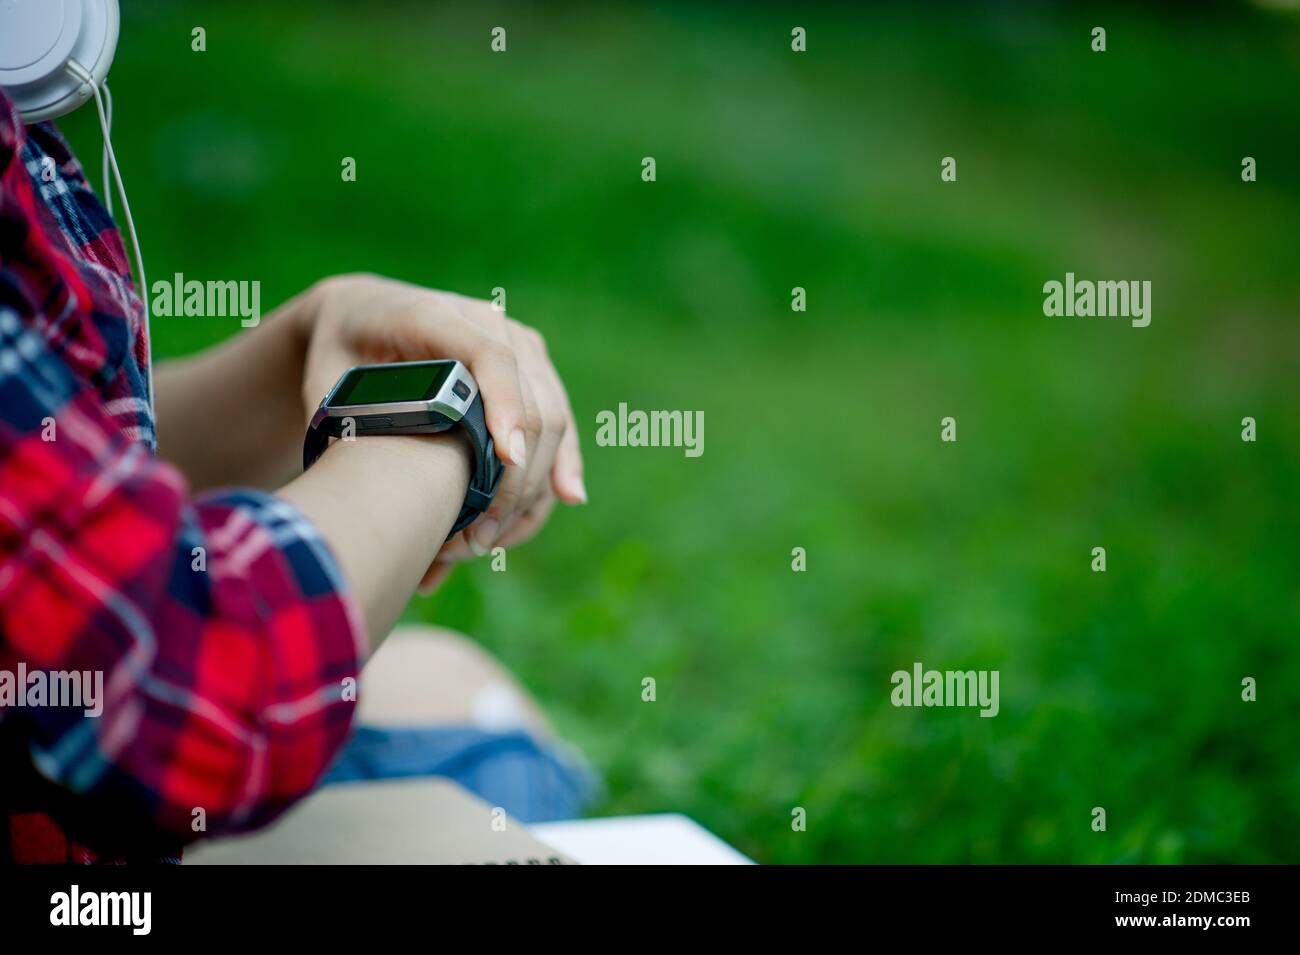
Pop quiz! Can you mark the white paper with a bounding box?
[530,814,754,865]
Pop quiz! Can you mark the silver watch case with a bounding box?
[319,359,478,428]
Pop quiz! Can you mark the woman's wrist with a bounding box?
[322,431,472,488]
[280,431,472,649]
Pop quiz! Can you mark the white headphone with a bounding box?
[0,0,154,420]
[0,0,119,123]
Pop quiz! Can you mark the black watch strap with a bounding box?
[302,407,331,472]
[450,394,504,536]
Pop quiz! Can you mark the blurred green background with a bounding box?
[63,1,1300,863]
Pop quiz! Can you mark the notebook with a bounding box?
[185,777,575,865]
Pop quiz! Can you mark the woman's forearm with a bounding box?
[277,433,472,653]
[154,295,311,491]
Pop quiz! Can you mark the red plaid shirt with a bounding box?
[0,91,363,863]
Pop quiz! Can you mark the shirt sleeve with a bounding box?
[0,300,365,848]
[0,89,363,854]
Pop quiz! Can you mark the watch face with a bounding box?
[328,361,457,407]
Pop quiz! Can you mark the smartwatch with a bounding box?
[303,359,504,538]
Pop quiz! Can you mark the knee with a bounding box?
[358,624,550,735]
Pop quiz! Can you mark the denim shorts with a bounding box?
[320,725,600,824]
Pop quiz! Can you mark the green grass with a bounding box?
[63,1,1300,863]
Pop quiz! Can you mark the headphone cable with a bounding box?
[65,58,154,426]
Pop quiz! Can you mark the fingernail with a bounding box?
[470,518,500,556]
[462,529,486,558]
[569,474,588,504]
[509,429,527,467]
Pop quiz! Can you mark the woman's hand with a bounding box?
[298,274,585,566]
